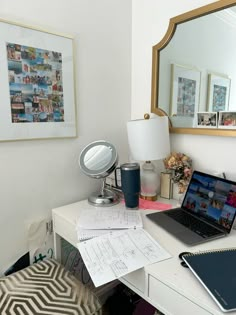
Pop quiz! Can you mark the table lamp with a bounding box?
[127,114,170,201]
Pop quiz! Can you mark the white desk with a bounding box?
[52,199,236,315]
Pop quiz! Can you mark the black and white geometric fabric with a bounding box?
[0,259,102,315]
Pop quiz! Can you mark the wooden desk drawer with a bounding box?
[148,275,212,315]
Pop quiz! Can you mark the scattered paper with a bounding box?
[77,228,124,241]
[121,198,172,210]
[77,228,171,287]
[77,208,143,230]
[138,199,172,210]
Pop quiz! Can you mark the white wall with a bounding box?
[0,0,131,273]
[132,0,236,180]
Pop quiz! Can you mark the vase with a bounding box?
[172,183,185,206]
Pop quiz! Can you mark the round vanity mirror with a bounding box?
[79,140,120,206]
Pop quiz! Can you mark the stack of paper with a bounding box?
[76,208,171,287]
[77,228,171,287]
[76,208,143,240]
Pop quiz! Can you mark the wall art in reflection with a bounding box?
[177,77,196,117]
[171,64,201,118]
[207,73,231,112]
[197,111,217,128]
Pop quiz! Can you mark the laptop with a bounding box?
[147,170,236,245]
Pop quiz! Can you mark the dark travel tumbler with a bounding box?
[118,163,140,209]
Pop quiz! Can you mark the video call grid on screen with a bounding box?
[183,172,236,231]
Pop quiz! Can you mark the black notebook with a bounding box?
[183,248,236,312]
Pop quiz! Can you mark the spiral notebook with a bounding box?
[182,248,236,312]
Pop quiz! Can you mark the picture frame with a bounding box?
[0,18,76,141]
[218,111,236,129]
[207,73,231,112]
[197,112,217,128]
[170,63,201,118]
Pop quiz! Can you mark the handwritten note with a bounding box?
[77,228,123,241]
[77,229,171,287]
[77,208,143,229]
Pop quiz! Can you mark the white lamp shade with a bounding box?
[127,116,170,161]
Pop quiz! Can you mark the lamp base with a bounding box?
[140,161,160,201]
[140,194,157,201]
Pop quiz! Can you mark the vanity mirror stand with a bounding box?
[79,140,120,206]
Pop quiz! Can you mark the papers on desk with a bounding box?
[76,208,171,287]
[77,208,143,230]
[77,228,171,287]
[77,228,122,241]
[76,208,143,240]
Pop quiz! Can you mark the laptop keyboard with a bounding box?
[165,209,223,238]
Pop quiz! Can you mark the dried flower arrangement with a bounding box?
[163,152,193,193]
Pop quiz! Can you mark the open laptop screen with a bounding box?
[182,171,236,233]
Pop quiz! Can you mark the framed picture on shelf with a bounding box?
[218,111,236,129]
[207,73,231,112]
[0,18,77,141]
[197,112,217,128]
[170,63,201,118]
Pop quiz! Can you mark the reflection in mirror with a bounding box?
[79,140,119,206]
[151,0,236,136]
[84,145,112,171]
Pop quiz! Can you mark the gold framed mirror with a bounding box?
[151,0,236,137]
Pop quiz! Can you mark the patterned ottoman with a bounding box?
[0,259,102,315]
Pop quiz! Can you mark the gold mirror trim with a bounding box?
[171,127,236,137]
[151,0,236,137]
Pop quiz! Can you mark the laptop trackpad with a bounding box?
[153,213,186,233]
[147,212,203,244]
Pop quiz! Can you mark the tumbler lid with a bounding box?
[120,162,140,171]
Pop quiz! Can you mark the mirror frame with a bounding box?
[151,0,236,137]
[79,140,118,179]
